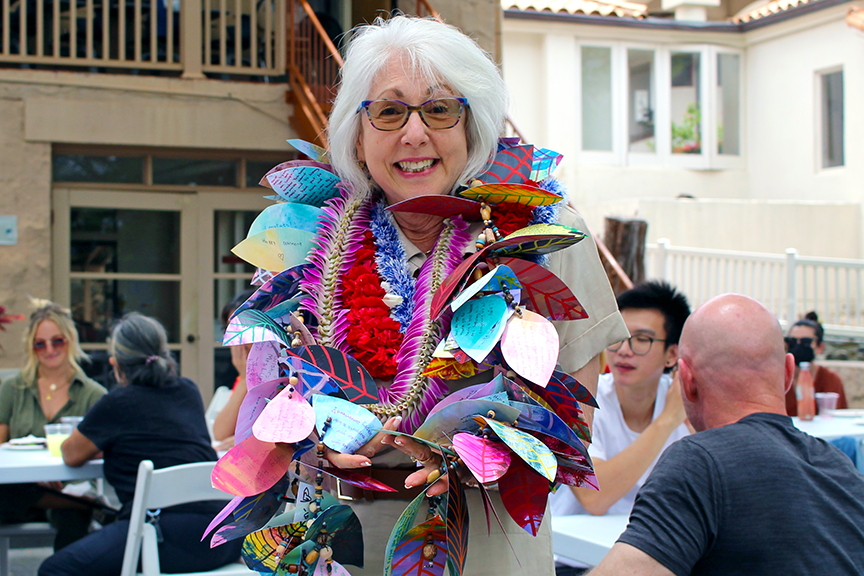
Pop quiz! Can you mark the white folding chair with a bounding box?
[120,460,255,576]
[205,387,233,441]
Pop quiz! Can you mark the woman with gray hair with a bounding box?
[227,15,627,576]
[39,313,243,576]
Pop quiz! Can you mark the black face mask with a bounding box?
[787,342,815,366]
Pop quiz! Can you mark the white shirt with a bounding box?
[551,372,691,517]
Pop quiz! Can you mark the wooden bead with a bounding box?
[308,502,318,514]
[319,546,333,561]
[484,228,496,245]
[291,338,302,347]
[480,203,492,220]
[422,543,437,561]
[426,469,441,484]
[305,549,319,565]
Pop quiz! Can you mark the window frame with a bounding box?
[815,66,844,171]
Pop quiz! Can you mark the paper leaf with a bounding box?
[446,469,469,576]
[556,457,599,490]
[306,505,364,568]
[212,435,293,497]
[258,159,333,189]
[241,522,307,572]
[552,369,599,408]
[460,183,562,207]
[387,195,481,220]
[232,227,317,273]
[312,559,352,576]
[252,386,316,444]
[530,148,564,182]
[497,257,588,321]
[384,490,427,576]
[474,144,533,185]
[202,496,242,542]
[509,401,589,461]
[281,355,344,400]
[451,295,510,363]
[301,461,397,493]
[287,345,379,404]
[450,265,520,313]
[248,202,324,236]
[518,374,592,443]
[498,458,549,536]
[312,395,382,454]
[421,356,479,380]
[288,138,330,163]
[391,517,447,576]
[223,309,290,347]
[501,310,559,387]
[414,399,520,445]
[209,475,290,548]
[234,377,289,444]
[430,249,491,320]
[479,418,557,482]
[232,265,307,319]
[452,433,511,483]
[266,166,341,206]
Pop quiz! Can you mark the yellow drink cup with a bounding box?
[44,423,73,457]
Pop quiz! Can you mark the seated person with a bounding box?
[40,313,242,576]
[590,295,864,576]
[212,289,255,447]
[784,312,847,415]
[0,301,106,550]
[552,281,692,517]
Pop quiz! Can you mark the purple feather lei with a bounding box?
[299,185,373,349]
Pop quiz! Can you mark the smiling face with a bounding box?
[355,57,469,205]
[33,320,69,372]
[609,308,678,390]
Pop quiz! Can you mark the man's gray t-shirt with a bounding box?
[619,412,864,575]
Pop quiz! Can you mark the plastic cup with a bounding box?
[60,416,84,429]
[44,423,73,457]
[816,392,840,417]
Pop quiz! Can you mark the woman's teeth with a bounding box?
[398,159,434,172]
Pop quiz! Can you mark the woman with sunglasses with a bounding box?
[0,300,106,550]
[227,16,627,576]
[784,313,847,416]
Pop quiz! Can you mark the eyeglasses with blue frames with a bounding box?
[356,97,469,131]
[607,334,666,356]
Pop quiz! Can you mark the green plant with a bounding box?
[672,102,701,154]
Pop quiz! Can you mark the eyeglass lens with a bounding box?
[608,335,656,355]
[365,98,464,130]
[33,337,67,351]
[785,337,814,348]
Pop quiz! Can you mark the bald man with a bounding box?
[588,294,864,576]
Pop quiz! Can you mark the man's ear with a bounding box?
[783,353,795,393]
[664,343,679,368]
[679,359,697,402]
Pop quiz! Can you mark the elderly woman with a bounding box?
[39,313,242,576]
[230,15,627,576]
[0,301,106,550]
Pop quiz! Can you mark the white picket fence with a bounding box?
[646,239,864,338]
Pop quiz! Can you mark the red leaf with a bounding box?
[301,462,397,493]
[516,374,592,444]
[391,517,447,576]
[497,257,588,321]
[430,249,490,320]
[285,345,378,404]
[553,370,598,408]
[498,458,548,537]
[387,195,481,221]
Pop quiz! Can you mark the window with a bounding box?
[577,44,742,169]
[581,46,613,152]
[628,49,655,153]
[820,70,844,168]
[53,155,145,183]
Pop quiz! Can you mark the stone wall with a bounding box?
[821,360,864,409]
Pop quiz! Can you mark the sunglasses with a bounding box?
[33,336,67,352]
[356,97,469,131]
[785,337,815,348]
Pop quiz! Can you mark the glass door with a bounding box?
[53,189,199,391]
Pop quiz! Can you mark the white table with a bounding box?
[792,415,864,440]
[551,514,629,566]
[0,446,103,484]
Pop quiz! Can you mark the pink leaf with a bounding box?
[452,433,511,483]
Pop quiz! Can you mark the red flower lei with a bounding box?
[341,231,404,379]
[493,202,535,238]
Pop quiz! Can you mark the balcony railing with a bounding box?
[0,0,285,77]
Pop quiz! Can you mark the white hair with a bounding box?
[328,15,509,197]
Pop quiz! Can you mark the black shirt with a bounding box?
[619,412,864,575]
[78,377,218,518]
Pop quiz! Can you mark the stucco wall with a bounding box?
[0,98,52,370]
[407,0,502,60]
[745,9,864,205]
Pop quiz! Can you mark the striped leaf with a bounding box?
[497,257,588,321]
[445,470,469,576]
[391,517,447,576]
[387,195,481,220]
[498,458,549,537]
[223,309,290,347]
[241,522,307,572]
[285,345,378,404]
[460,183,563,207]
[384,490,427,576]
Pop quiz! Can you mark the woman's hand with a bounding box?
[381,430,449,497]
[324,416,404,469]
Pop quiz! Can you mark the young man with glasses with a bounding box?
[552,281,692,522]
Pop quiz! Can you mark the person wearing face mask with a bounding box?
[783,313,847,416]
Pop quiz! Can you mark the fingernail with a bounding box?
[393,416,403,425]
[404,482,412,489]
[380,437,388,444]
[394,439,403,446]
[361,461,372,467]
